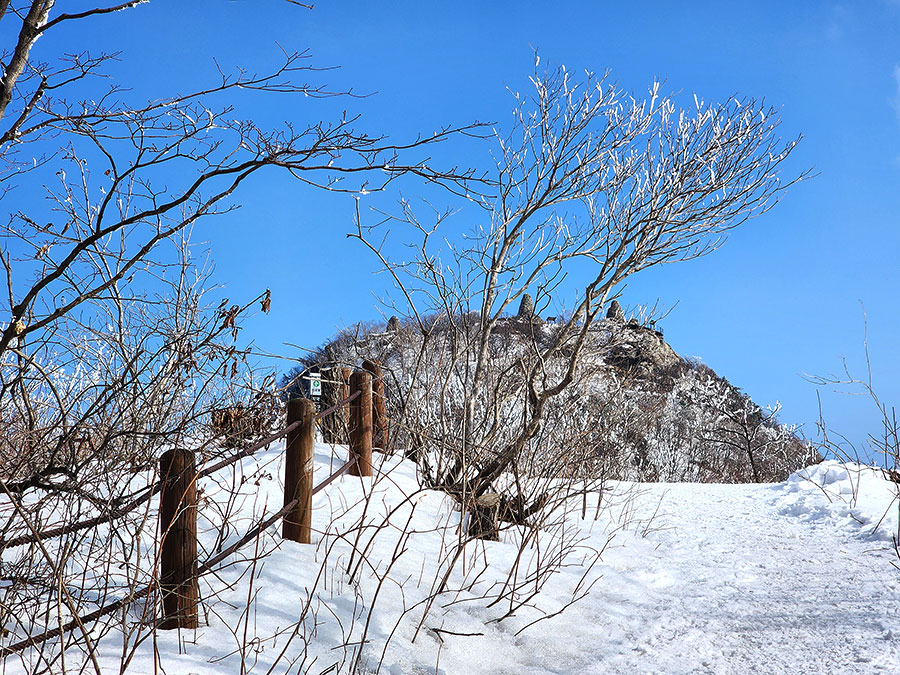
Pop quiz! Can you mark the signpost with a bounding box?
[304,367,322,410]
[308,373,322,399]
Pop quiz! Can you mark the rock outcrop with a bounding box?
[606,300,625,322]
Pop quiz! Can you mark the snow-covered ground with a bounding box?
[6,447,900,674]
[573,465,900,674]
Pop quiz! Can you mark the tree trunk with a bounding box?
[467,492,500,540]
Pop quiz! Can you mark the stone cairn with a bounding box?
[517,293,535,321]
[606,299,625,322]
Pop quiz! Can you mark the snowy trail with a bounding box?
[525,479,900,674]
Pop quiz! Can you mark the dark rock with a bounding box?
[606,300,625,321]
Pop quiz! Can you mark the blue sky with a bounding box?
[37,1,900,458]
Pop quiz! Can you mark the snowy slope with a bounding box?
[5,449,899,674]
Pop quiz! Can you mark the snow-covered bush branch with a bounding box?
[351,57,806,498]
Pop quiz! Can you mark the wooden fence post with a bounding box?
[341,367,352,438]
[159,448,199,630]
[283,398,315,544]
[349,370,373,477]
[362,359,388,453]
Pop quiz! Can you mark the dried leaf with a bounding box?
[222,304,239,330]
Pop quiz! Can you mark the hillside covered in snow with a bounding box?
[298,301,819,486]
[4,441,896,674]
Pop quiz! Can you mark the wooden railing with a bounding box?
[0,361,389,654]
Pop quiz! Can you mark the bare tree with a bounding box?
[321,61,810,640]
[0,2,482,669]
[699,385,807,483]
[355,58,807,504]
